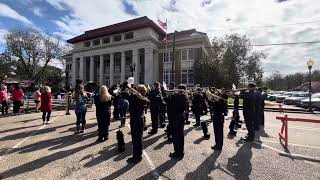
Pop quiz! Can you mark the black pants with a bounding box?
[150,110,159,132]
[13,101,22,113]
[260,109,265,126]
[42,111,51,122]
[244,114,254,138]
[76,111,87,127]
[1,101,8,114]
[172,114,185,156]
[213,115,224,148]
[185,106,190,122]
[195,113,201,125]
[166,112,174,139]
[97,113,110,139]
[130,116,144,158]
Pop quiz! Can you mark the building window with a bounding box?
[83,41,90,47]
[93,39,100,46]
[182,49,194,61]
[103,37,110,44]
[124,32,134,40]
[181,68,194,85]
[114,52,121,73]
[188,49,194,60]
[67,64,72,71]
[163,51,172,63]
[163,69,172,84]
[113,35,122,42]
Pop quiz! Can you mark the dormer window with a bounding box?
[93,39,100,46]
[125,32,134,40]
[83,41,90,47]
[113,35,122,42]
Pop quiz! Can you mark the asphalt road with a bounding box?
[0,108,319,180]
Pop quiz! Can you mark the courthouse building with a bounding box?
[64,16,213,87]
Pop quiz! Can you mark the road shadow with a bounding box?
[0,124,42,134]
[137,159,179,180]
[0,137,97,179]
[0,123,75,142]
[226,139,261,180]
[185,150,221,180]
[193,136,207,144]
[3,127,97,156]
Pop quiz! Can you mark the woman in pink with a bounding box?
[0,85,8,115]
[40,86,52,124]
[34,86,41,112]
[12,84,24,114]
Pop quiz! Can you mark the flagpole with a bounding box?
[165,19,168,84]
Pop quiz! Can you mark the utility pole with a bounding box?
[171,31,176,84]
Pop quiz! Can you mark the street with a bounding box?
[0,109,320,180]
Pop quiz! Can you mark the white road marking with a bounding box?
[236,131,320,149]
[253,141,320,164]
[126,124,162,180]
[260,139,320,149]
[0,113,64,161]
[265,124,320,132]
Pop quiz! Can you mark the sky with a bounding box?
[0,0,319,76]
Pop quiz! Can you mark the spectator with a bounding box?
[40,86,52,124]
[34,86,41,112]
[74,85,89,134]
[12,84,24,114]
[0,85,8,115]
[94,85,113,142]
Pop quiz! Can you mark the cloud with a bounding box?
[0,3,33,25]
[49,0,320,76]
[32,7,44,17]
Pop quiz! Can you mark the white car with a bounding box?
[301,93,320,109]
[276,92,294,103]
[283,92,309,105]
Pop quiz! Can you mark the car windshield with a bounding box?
[283,92,292,96]
[293,93,307,97]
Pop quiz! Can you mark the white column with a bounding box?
[90,56,94,82]
[99,55,104,85]
[132,49,139,84]
[79,57,84,81]
[153,51,159,82]
[145,48,154,85]
[72,58,76,86]
[120,52,125,83]
[110,53,114,85]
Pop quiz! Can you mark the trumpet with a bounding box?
[205,90,228,102]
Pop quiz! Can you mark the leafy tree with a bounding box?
[4,28,65,84]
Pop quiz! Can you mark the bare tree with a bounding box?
[4,28,65,84]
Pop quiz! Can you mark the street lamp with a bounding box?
[307,59,314,112]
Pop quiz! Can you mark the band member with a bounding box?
[211,93,228,150]
[165,83,175,142]
[240,83,257,141]
[126,84,150,163]
[159,85,167,128]
[192,87,205,127]
[94,86,112,142]
[110,84,120,120]
[228,94,240,136]
[168,84,189,160]
[148,82,164,135]
[184,90,191,125]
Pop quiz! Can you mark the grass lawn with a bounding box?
[227,98,243,105]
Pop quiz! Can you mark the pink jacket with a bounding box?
[0,90,8,102]
[12,88,24,102]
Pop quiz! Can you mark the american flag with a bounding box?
[157,19,167,29]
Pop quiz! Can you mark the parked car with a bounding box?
[276,92,294,103]
[301,93,320,109]
[269,91,285,101]
[283,92,309,105]
[24,92,34,100]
